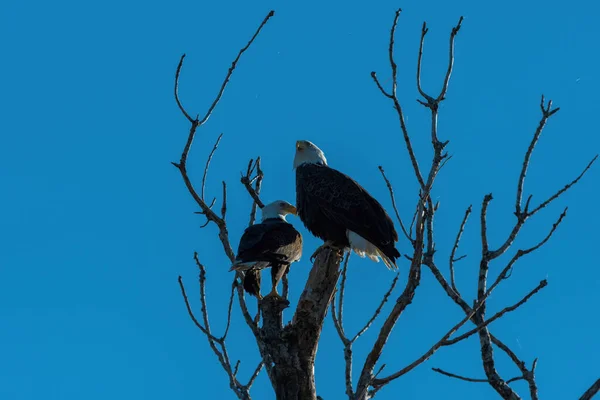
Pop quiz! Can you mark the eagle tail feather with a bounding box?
[376,248,399,271]
[229,260,256,271]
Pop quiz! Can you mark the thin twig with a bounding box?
[177,276,220,342]
[579,378,600,400]
[352,274,399,343]
[437,16,463,102]
[174,54,194,123]
[443,279,547,346]
[388,9,401,98]
[515,95,560,216]
[246,362,264,389]
[172,10,274,263]
[201,133,224,200]
[379,166,413,244]
[331,289,348,344]
[242,158,265,217]
[221,279,237,341]
[372,286,494,388]
[370,8,426,189]
[427,257,537,400]
[221,181,227,219]
[330,290,354,399]
[338,253,350,332]
[528,155,597,216]
[416,22,433,102]
[487,209,567,296]
[449,205,472,294]
[432,368,524,384]
[197,11,275,127]
[480,194,493,254]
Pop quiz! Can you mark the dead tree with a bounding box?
[171,9,599,400]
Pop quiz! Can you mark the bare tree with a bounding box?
[171,9,599,400]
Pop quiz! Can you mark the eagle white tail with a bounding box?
[347,230,398,271]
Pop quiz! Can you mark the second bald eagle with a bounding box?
[230,200,302,298]
[294,140,400,269]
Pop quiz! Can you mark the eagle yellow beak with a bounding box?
[296,141,305,151]
[286,204,297,215]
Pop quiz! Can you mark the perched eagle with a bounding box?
[230,200,303,298]
[294,140,400,269]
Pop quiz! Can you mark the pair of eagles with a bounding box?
[231,140,401,298]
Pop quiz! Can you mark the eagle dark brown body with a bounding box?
[231,201,302,298]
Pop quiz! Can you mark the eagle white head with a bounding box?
[261,200,297,222]
[293,140,328,168]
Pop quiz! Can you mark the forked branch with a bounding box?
[178,254,262,399]
[173,11,275,400]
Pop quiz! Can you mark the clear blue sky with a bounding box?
[1,0,598,399]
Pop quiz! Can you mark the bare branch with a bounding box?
[174,54,194,123]
[177,276,220,342]
[437,16,463,102]
[331,254,354,399]
[480,194,493,254]
[487,209,567,296]
[427,258,538,400]
[356,244,423,397]
[579,378,600,400]
[490,335,538,400]
[330,289,353,399]
[449,205,472,294]
[487,219,526,260]
[331,289,349,344]
[371,72,393,99]
[371,8,426,189]
[292,248,343,365]
[221,181,227,219]
[194,254,224,350]
[378,166,413,244]
[242,157,265,214]
[336,253,350,330]
[352,274,399,343]
[179,256,255,399]
[528,155,597,216]
[221,279,237,341]
[432,367,524,384]
[172,11,274,263]
[197,11,275,127]
[515,95,560,216]
[409,203,419,238]
[372,287,493,388]
[428,254,537,400]
[443,279,547,346]
[388,9,401,97]
[201,133,224,200]
[246,362,264,389]
[416,22,433,102]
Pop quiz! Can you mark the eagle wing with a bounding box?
[298,164,398,246]
[237,222,302,263]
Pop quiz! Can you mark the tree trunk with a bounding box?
[259,249,342,400]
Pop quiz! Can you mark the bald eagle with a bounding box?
[294,140,400,269]
[230,200,303,298]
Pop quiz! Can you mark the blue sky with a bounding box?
[1,0,598,399]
